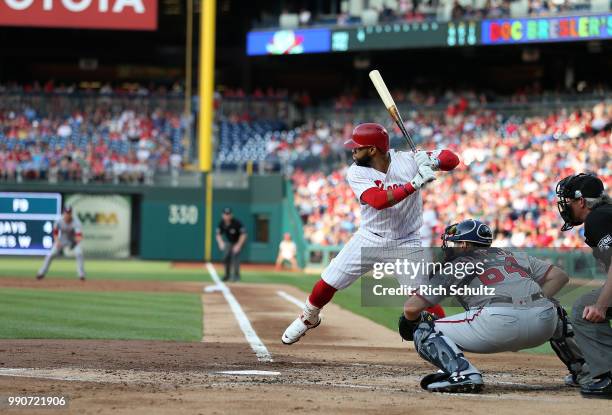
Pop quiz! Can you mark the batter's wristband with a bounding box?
[389,183,415,204]
[403,183,417,195]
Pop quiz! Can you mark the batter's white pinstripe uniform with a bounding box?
[322,150,428,290]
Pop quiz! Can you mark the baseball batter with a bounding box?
[400,219,584,393]
[282,122,460,344]
[36,206,86,281]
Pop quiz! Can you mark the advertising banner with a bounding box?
[482,14,612,45]
[247,28,331,55]
[0,0,157,30]
[65,194,131,258]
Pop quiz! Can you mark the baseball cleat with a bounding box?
[36,274,44,280]
[580,374,612,399]
[565,373,580,387]
[281,315,321,345]
[425,372,484,393]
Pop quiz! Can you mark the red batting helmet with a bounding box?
[344,123,389,154]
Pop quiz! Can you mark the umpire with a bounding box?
[557,173,612,399]
[215,208,247,282]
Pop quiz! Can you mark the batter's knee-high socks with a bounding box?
[301,279,337,323]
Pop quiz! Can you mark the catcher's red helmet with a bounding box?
[344,123,389,154]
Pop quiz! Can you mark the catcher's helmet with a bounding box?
[344,123,389,154]
[441,219,493,249]
[556,173,604,231]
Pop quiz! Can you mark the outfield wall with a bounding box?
[0,174,287,263]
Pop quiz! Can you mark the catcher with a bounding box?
[400,219,585,393]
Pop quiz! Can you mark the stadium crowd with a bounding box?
[269,0,592,28]
[0,85,186,183]
[291,100,611,248]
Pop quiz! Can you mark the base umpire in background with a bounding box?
[557,173,612,399]
[216,208,247,282]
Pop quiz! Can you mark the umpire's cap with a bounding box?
[556,173,604,231]
[556,173,604,200]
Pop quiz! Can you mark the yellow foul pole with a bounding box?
[198,0,216,261]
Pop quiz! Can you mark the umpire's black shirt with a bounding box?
[217,219,245,244]
[584,203,612,272]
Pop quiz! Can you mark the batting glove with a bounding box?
[410,165,436,189]
[414,151,434,168]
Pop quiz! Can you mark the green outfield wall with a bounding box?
[0,174,287,262]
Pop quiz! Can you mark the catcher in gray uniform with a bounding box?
[400,219,585,393]
[36,206,86,281]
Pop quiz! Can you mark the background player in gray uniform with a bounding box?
[399,219,583,393]
[36,206,86,281]
[556,173,612,399]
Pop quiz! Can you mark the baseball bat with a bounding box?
[368,69,417,152]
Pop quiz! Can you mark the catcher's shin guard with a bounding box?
[413,320,478,377]
[550,305,586,381]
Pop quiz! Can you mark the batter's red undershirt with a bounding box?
[360,149,459,210]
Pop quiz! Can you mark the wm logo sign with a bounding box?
[78,212,119,225]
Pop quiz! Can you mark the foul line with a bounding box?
[277,290,305,309]
[205,263,273,363]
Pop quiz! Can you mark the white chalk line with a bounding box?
[205,263,273,363]
[200,293,206,342]
[276,290,305,309]
[0,368,112,383]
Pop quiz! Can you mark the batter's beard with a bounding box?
[355,155,373,167]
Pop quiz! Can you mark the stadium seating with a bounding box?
[0,89,186,183]
[215,120,286,169]
[254,0,599,29]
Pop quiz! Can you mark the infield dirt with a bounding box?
[0,277,607,414]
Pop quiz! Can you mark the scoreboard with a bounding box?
[0,192,62,255]
[247,12,612,55]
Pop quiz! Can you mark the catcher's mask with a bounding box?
[556,173,604,231]
[441,219,493,252]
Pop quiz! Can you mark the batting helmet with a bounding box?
[556,173,604,231]
[441,219,493,249]
[344,123,389,154]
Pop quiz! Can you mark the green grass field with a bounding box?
[0,288,202,341]
[0,257,598,354]
[1,258,209,281]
